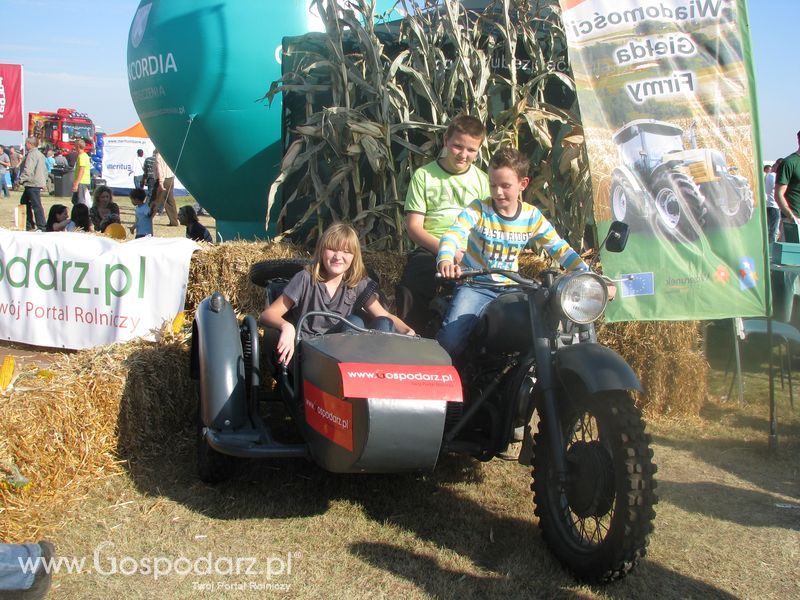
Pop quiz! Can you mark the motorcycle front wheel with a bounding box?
[532,389,657,582]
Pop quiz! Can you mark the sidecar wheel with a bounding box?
[532,390,657,582]
[195,396,238,484]
[197,419,236,484]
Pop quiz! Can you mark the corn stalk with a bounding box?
[265,0,591,251]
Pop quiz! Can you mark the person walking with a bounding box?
[17,137,48,231]
[71,139,92,206]
[0,145,10,198]
[153,148,179,226]
[9,146,22,190]
[142,149,156,202]
[133,148,145,190]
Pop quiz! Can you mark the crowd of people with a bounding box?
[2,136,214,243]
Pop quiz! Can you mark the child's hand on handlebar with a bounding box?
[277,323,296,364]
[437,259,462,279]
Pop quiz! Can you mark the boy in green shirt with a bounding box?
[397,115,489,332]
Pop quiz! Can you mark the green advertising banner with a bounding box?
[559,0,769,321]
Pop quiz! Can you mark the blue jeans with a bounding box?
[436,284,504,358]
[767,206,781,242]
[0,543,40,591]
[21,187,46,231]
[329,314,394,334]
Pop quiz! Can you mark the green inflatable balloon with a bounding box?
[127,0,313,240]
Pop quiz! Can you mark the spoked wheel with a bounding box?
[532,390,657,582]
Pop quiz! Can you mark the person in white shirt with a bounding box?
[133,148,145,189]
[765,159,783,242]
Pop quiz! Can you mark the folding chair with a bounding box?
[727,317,799,409]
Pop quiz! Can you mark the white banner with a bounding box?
[102,136,153,189]
[101,136,187,193]
[0,230,198,349]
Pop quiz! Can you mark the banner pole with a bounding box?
[19,64,24,147]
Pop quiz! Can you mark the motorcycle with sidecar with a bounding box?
[189,222,657,583]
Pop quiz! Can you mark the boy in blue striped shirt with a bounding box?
[436,147,589,358]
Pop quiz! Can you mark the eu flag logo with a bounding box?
[738,257,758,290]
[620,272,655,297]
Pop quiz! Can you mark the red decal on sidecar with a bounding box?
[337,363,462,401]
[304,381,353,451]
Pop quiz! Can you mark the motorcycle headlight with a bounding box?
[554,272,608,324]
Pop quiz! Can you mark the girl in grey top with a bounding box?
[260,223,415,364]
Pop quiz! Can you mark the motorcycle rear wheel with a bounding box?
[532,389,657,582]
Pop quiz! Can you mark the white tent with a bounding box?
[101,122,187,194]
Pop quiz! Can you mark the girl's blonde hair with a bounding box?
[309,223,367,287]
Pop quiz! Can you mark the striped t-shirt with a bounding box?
[437,198,588,282]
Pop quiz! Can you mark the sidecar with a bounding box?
[189,263,462,482]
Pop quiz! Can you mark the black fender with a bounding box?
[555,343,642,394]
[191,292,248,430]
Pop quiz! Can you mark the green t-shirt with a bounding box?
[74,152,91,185]
[777,152,800,214]
[404,160,489,240]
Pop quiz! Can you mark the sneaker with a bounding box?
[498,441,522,461]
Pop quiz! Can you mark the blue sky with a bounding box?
[0,0,796,161]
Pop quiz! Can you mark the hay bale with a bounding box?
[0,337,192,543]
[599,320,708,416]
[186,240,310,317]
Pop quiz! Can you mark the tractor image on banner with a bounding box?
[559,0,768,322]
[610,118,754,242]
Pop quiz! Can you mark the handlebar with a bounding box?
[293,311,370,346]
[436,267,537,288]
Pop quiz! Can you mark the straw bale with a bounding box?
[599,320,708,416]
[186,240,310,318]
[0,338,192,543]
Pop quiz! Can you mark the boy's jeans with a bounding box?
[0,543,40,590]
[436,284,504,358]
[329,314,394,334]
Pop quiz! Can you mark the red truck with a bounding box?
[28,108,95,154]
